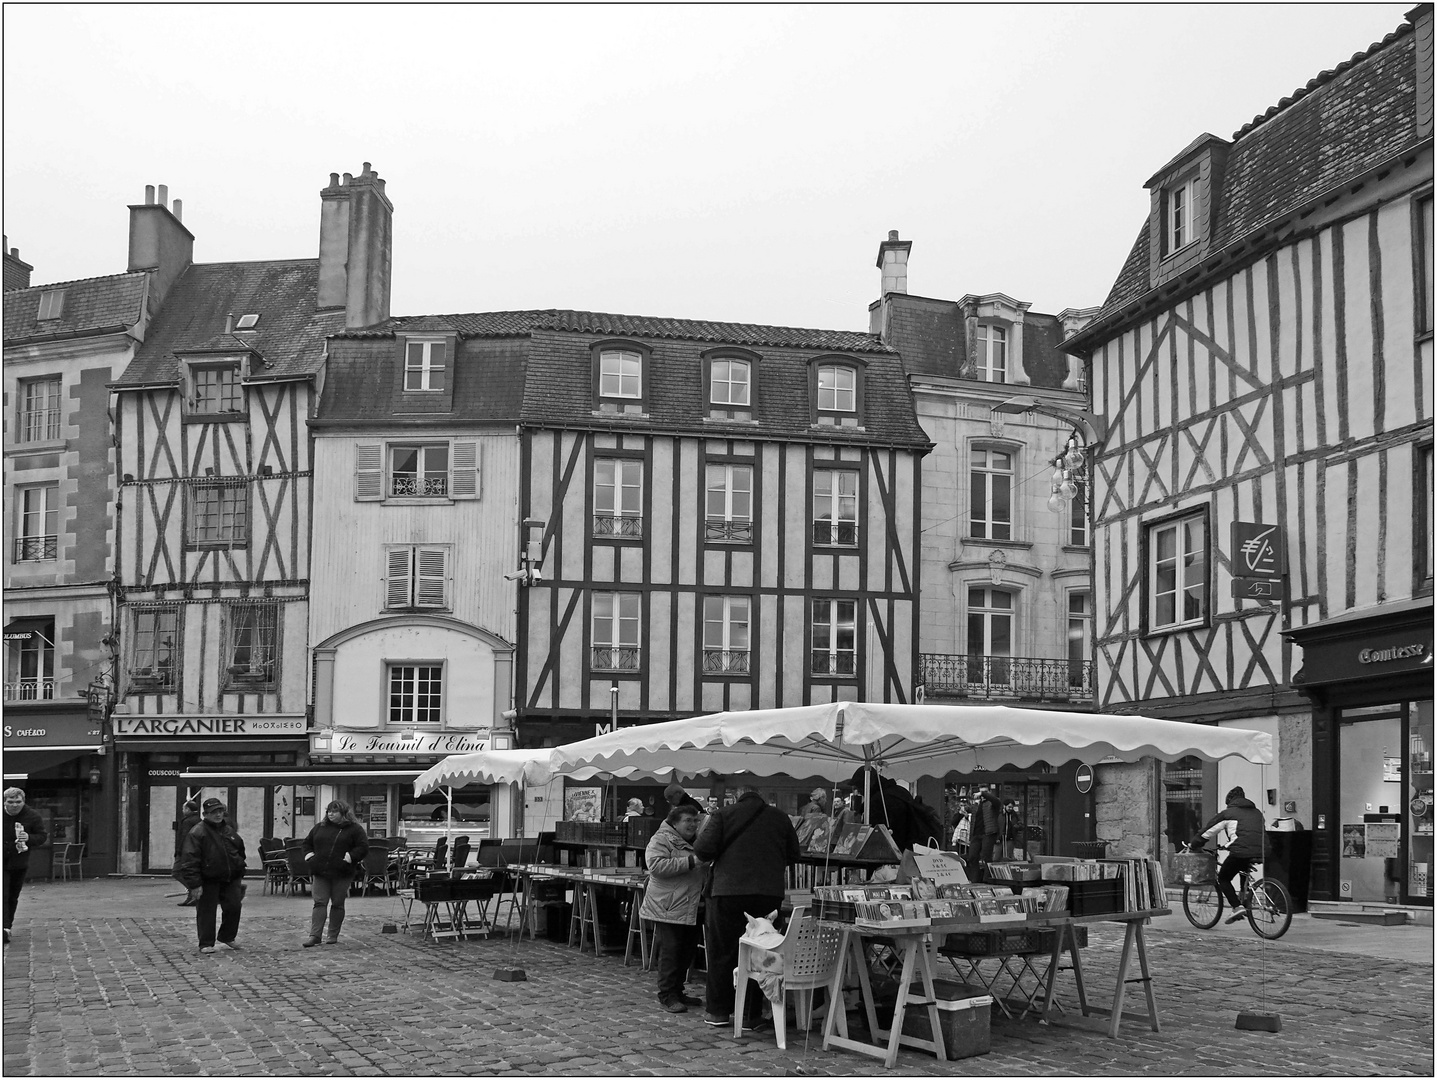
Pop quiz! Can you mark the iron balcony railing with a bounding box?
[593,514,644,538]
[5,678,56,701]
[811,652,857,677]
[704,519,753,543]
[591,646,641,672]
[15,535,57,561]
[391,475,448,497]
[919,652,1094,702]
[702,648,750,674]
[812,521,859,547]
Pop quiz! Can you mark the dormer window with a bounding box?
[404,339,447,391]
[192,363,243,414]
[975,325,1007,383]
[1168,176,1196,253]
[591,341,650,414]
[812,358,864,427]
[709,357,752,419]
[36,289,65,321]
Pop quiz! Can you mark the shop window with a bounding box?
[704,463,753,543]
[190,364,243,415]
[974,325,1007,383]
[810,598,856,677]
[188,481,249,548]
[969,448,1012,541]
[388,663,443,724]
[131,607,178,690]
[16,376,61,443]
[593,458,643,538]
[1147,510,1208,632]
[4,618,55,700]
[708,356,753,420]
[813,468,859,547]
[14,483,58,562]
[1409,702,1434,902]
[967,587,1013,687]
[592,591,641,671]
[702,596,750,675]
[225,603,278,687]
[384,545,451,610]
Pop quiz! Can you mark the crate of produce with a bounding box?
[1167,850,1217,885]
[938,929,1001,956]
[1065,878,1124,916]
[900,980,993,1060]
[627,816,661,848]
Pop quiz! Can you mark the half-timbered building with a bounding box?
[1061,7,1433,906]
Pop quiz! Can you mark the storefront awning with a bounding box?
[2,747,99,779]
[178,768,425,785]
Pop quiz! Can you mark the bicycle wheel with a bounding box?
[1246,878,1292,940]
[1182,882,1223,928]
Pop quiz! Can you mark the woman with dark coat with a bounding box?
[301,800,370,947]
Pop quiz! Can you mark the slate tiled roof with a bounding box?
[1080,19,1421,343]
[113,260,343,387]
[3,272,148,345]
[316,336,529,423]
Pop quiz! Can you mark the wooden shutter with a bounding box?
[449,440,481,499]
[415,547,449,609]
[385,547,413,609]
[356,443,384,501]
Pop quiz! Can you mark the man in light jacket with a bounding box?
[640,806,708,1014]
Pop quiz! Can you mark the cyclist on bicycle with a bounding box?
[1195,786,1265,924]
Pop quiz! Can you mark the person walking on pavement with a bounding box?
[173,797,202,906]
[175,798,247,954]
[1199,786,1266,923]
[691,784,801,1030]
[3,787,49,945]
[301,800,370,947]
[970,788,1007,873]
[640,805,709,1014]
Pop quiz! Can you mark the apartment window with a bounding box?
[598,349,642,399]
[1168,177,1196,253]
[5,619,54,701]
[704,463,753,543]
[1419,195,1434,336]
[967,587,1013,685]
[404,340,448,391]
[970,448,1012,541]
[192,364,243,414]
[391,444,449,497]
[594,458,643,537]
[385,546,451,610]
[592,592,641,671]
[702,596,750,675]
[1067,591,1091,690]
[710,358,752,419]
[389,664,443,724]
[132,608,178,689]
[1149,512,1208,631]
[36,289,65,321]
[974,326,1007,383]
[226,604,278,685]
[811,598,856,677]
[815,363,860,426]
[813,468,859,546]
[17,376,61,443]
[15,484,58,561]
[1069,476,1089,547]
[189,481,249,547]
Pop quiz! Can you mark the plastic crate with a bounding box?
[1064,878,1124,916]
[939,929,1001,956]
[993,926,1038,953]
[415,880,453,903]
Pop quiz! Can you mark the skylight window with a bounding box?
[37,289,65,321]
[234,314,260,330]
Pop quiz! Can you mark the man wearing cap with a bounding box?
[175,798,248,954]
[663,783,703,816]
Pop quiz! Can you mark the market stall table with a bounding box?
[512,865,649,964]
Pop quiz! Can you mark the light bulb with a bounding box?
[1048,490,1066,514]
[1064,446,1085,471]
[1052,467,1066,486]
[1059,478,1077,500]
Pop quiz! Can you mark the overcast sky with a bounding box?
[3,3,1416,332]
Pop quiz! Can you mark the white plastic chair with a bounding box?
[733,908,846,1049]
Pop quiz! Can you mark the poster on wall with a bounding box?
[565,786,602,822]
[1365,822,1400,858]
[1341,824,1366,858]
[1383,755,1402,782]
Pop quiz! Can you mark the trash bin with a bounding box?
[1072,840,1107,859]
[1263,830,1312,913]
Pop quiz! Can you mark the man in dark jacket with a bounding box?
[848,766,932,852]
[663,782,704,817]
[175,798,248,954]
[173,797,202,907]
[1199,786,1266,923]
[969,788,1007,872]
[3,787,49,945]
[691,786,800,1030]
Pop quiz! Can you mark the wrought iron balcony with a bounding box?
[390,475,448,497]
[811,652,857,677]
[14,535,57,561]
[812,521,859,547]
[4,678,56,701]
[591,646,641,672]
[593,514,644,538]
[702,648,750,674]
[919,652,1094,703]
[704,519,753,543]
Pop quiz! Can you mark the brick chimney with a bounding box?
[3,235,33,291]
[128,184,194,312]
[317,163,393,328]
[876,230,912,296]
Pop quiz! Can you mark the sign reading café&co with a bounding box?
[323,731,491,756]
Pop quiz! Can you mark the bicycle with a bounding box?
[1178,843,1292,940]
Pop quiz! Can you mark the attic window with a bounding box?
[36,289,65,321]
[234,314,260,330]
[1167,177,1197,254]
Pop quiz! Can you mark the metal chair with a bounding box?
[258,839,289,895]
[54,842,85,881]
[361,846,397,895]
[284,845,312,894]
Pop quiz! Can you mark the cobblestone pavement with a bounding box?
[2,879,1432,1076]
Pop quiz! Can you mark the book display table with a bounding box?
[513,865,649,965]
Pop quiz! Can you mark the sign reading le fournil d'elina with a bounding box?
[328,731,491,755]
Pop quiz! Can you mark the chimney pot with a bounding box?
[158,184,168,207]
[330,172,340,187]
[172,199,182,221]
[145,185,155,205]
[362,161,372,174]
[11,248,17,258]
[342,172,352,185]
[888,230,899,241]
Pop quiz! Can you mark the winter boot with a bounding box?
[325,908,344,945]
[304,904,326,946]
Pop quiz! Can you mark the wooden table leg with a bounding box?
[1135,921,1161,1032]
[1107,920,1137,1038]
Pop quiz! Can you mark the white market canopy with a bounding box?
[413,747,683,797]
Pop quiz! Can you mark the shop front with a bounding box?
[1286,599,1434,905]
[2,709,112,878]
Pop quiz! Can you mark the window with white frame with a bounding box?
[598,349,642,400]
[15,484,58,562]
[969,448,1012,541]
[594,458,643,537]
[702,596,750,674]
[192,364,243,414]
[390,444,449,497]
[813,468,859,546]
[1149,512,1208,631]
[811,598,856,676]
[592,591,641,671]
[355,440,480,502]
[226,604,278,685]
[385,545,451,610]
[36,289,65,321]
[974,325,1007,383]
[710,358,751,419]
[131,607,178,688]
[5,619,54,701]
[189,481,249,547]
[704,463,753,543]
[815,363,860,426]
[1168,176,1197,253]
[17,376,61,443]
[967,587,1013,686]
[403,340,448,391]
[388,664,443,724]
[1067,591,1091,690]
[1069,476,1088,547]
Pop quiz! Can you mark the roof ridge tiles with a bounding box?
[14,269,149,293]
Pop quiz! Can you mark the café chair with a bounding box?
[733,909,845,1050]
[361,846,398,895]
[259,839,290,895]
[54,842,85,882]
[450,836,472,870]
[284,845,312,894]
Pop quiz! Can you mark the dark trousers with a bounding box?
[653,921,698,1000]
[3,864,27,930]
[1217,855,1254,909]
[310,873,352,939]
[196,878,244,947]
[969,833,998,874]
[704,893,783,1021]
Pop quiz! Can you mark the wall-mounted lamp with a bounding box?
[88,766,102,787]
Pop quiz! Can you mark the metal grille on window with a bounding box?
[705,464,753,542]
[592,593,641,670]
[594,459,643,537]
[703,596,750,673]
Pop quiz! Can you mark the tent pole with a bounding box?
[446,786,454,870]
